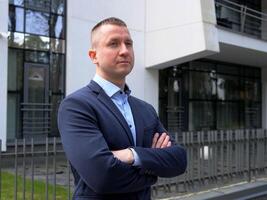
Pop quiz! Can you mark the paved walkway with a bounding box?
[158,178,267,200]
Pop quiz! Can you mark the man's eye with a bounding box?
[126,42,133,47]
[109,42,118,47]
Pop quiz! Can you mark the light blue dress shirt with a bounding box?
[93,74,141,166]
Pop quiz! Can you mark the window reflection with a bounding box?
[245,102,261,128]
[52,0,64,15]
[190,71,216,99]
[8,49,24,91]
[25,51,49,64]
[217,75,240,100]
[26,10,49,36]
[8,32,24,48]
[25,34,50,51]
[51,38,65,53]
[217,102,240,129]
[51,15,64,39]
[244,79,260,101]
[25,0,50,12]
[159,60,262,131]
[9,6,24,32]
[9,0,24,6]
[189,101,215,131]
[51,54,65,93]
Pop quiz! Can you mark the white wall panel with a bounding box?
[0,0,8,151]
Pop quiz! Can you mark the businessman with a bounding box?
[58,17,187,200]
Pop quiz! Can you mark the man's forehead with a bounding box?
[98,24,130,35]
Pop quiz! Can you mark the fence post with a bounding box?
[31,138,34,200]
[248,129,251,182]
[14,139,18,200]
[46,137,49,200]
[23,138,26,200]
[53,137,56,200]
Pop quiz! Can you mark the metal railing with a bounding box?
[153,129,267,198]
[1,129,267,199]
[215,0,267,40]
[21,103,52,137]
[0,137,73,200]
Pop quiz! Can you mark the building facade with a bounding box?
[0,0,267,150]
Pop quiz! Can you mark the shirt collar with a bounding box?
[93,74,131,97]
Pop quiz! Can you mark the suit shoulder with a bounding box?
[130,96,156,112]
[60,85,95,108]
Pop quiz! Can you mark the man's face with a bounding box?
[90,24,135,82]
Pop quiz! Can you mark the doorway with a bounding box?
[21,63,51,138]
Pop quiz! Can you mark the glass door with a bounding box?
[22,63,50,138]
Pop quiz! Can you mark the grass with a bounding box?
[1,171,71,200]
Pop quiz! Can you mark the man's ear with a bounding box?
[88,49,97,63]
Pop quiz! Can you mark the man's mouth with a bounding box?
[118,61,130,64]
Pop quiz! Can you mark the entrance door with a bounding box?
[22,63,51,138]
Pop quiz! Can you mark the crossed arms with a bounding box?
[112,132,172,164]
[58,96,187,194]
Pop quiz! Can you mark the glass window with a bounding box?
[25,34,50,51]
[243,67,261,78]
[217,64,239,75]
[25,50,49,64]
[245,102,261,128]
[217,102,240,130]
[25,9,49,36]
[189,61,215,72]
[189,101,215,131]
[9,0,24,6]
[8,49,23,91]
[25,0,50,12]
[217,74,240,100]
[51,38,65,53]
[243,79,261,101]
[8,32,24,48]
[52,0,65,15]
[9,6,24,32]
[7,94,19,139]
[50,15,64,38]
[51,54,65,93]
[190,71,216,99]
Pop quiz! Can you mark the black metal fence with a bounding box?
[1,129,267,199]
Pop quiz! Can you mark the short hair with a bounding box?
[91,17,128,48]
[92,17,127,33]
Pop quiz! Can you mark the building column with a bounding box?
[0,0,8,151]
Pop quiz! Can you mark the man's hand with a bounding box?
[152,132,171,148]
[112,148,134,165]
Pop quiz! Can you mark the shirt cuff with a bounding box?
[129,148,142,166]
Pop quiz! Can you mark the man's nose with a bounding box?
[119,43,130,55]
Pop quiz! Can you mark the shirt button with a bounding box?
[120,91,123,94]
[129,125,132,128]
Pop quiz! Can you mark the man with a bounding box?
[58,17,187,200]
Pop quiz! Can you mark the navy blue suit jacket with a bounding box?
[58,80,187,200]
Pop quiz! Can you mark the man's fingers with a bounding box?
[155,132,166,148]
[152,133,159,148]
[167,141,171,147]
[161,135,170,148]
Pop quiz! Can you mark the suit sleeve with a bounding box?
[58,97,157,194]
[133,105,187,178]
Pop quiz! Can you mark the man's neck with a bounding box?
[95,73,125,90]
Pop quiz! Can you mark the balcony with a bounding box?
[215,0,267,40]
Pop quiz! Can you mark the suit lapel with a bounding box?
[88,81,134,145]
[128,97,144,146]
